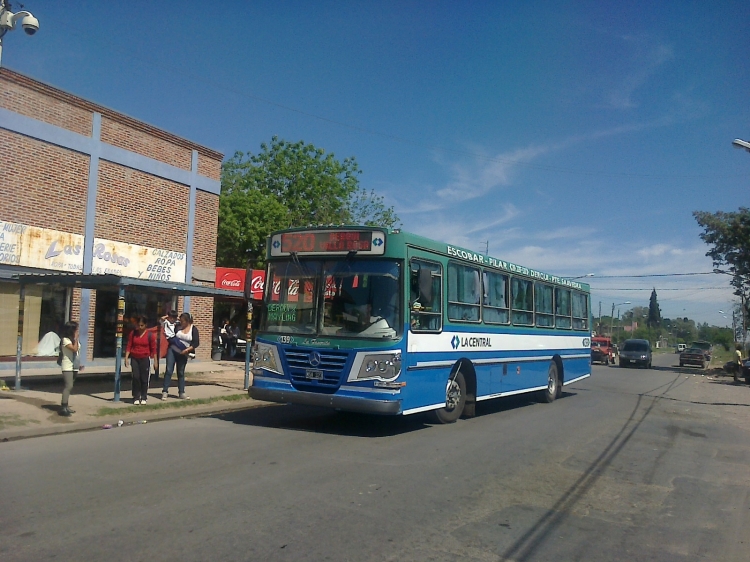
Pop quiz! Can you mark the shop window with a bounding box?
[0,283,68,357]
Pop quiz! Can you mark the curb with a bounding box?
[0,396,273,442]
[0,369,247,386]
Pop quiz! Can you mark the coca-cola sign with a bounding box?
[215,268,245,292]
[250,272,265,298]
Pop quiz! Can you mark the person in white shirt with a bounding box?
[58,321,80,417]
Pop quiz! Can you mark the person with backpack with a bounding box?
[124,315,157,405]
[58,321,80,417]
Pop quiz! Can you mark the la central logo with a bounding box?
[451,336,460,349]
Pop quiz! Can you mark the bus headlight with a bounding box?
[252,342,281,375]
[357,352,402,380]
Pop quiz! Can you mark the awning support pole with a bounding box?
[114,285,125,402]
[244,303,253,390]
[15,284,25,391]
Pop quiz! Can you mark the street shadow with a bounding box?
[473,390,577,418]
[214,389,578,437]
[213,404,431,438]
[497,374,683,561]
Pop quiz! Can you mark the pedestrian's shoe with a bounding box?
[162,392,168,400]
[59,405,72,417]
[179,393,190,400]
[134,399,141,405]
[67,407,76,414]
[141,399,147,405]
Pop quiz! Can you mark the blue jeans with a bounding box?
[161,347,185,395]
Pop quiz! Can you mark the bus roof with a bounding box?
[267,225,590,292]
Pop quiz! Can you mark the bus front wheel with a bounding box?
[429,371,466,424]
[540,362,559,403]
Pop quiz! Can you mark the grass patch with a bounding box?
[96,393,251,417]
[0,414,41,430]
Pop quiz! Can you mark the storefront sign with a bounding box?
[215,268,265,299]
[0,219,187,281]
[90,239,186,282]
[0,220,84,272]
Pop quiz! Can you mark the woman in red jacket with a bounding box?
[124,315,157,405]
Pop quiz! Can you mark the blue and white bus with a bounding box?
[249,226,591,422]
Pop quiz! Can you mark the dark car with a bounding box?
[619,339,652,368]
[680,347,708,369]
[690,340,712,362]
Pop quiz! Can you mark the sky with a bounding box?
[3,0,749,327]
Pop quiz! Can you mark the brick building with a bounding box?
[0,68,223,361]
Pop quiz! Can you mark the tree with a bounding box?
[218,137,400,268]
[647,288,661,329]
[694,207,750,329]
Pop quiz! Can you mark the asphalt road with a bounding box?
[3,353,750,562]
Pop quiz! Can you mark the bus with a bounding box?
[249,226,591,423]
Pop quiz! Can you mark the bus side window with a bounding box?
[410,260,442,332]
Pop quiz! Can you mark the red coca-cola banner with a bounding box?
[215,268,266,299]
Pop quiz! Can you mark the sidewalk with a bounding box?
[0,360,268,441]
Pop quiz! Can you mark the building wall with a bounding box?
[0,128,89,233]
[95,161,190,250]
[0,68,224,363]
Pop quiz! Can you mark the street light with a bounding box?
[610,301,631,340]
[733,138,750,153]
[0,1,40,68]
[565,273,595,280]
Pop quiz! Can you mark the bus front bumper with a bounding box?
[249,385,402,415]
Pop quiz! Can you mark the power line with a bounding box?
[591,286,729,291]
[590,272,716,279]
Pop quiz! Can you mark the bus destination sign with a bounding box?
[271,230,386,256]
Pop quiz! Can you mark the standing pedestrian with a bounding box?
[735,345,744,383]
[165,312,199,400]
[160,310,179,399]
[58,321,80,417]
[124,315,157,405]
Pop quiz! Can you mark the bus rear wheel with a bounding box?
[429,371,466,424]
[540,362,559,403]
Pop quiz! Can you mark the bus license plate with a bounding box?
[305,369,324,380]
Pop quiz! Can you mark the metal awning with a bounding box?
[11,273,251,399]
[13,272,244,299]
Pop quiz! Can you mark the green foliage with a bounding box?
[647,289,661,328]
[694,207,750,323]
[218,137,400,268]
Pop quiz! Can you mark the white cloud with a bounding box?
[607,39,674,110]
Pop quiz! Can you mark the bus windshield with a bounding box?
[262,259,401,339]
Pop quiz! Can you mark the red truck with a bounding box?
[591,336,614,365]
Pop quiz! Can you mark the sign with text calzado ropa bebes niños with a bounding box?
[0,219,186,282]
[89,239,186,282]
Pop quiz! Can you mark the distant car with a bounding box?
[690,340,712,362]
[677,343,687,353]
[591,336,614,365]
[680,347,708,369]
[619,339,652,369]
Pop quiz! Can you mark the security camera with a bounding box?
[21,15,39,35]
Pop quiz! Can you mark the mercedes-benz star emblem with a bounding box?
[309,351,321,367]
